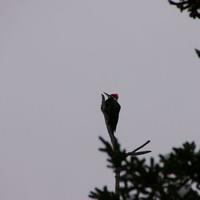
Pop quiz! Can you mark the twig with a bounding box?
[126,150,151,156]
[126,140,151,157]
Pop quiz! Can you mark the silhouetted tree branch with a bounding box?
[168,0,200,58]
[89,140,200,199]
[169,0,200,19]
[126,140,151,157]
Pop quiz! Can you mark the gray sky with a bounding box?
[1,0,200,199]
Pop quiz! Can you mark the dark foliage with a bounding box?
[89,138,200,200]
[169,0,200,19]
[168,1,200,58]
[89,186,119,200]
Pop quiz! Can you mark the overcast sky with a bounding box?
[1,0,200,200]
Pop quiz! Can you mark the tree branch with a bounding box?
[126,140,151,157]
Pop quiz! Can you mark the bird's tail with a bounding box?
[107,126,117,148]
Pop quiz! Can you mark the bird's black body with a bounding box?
[195,49,200,58]
[101,93,121,135]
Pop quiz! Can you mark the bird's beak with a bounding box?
[103,92,111,98]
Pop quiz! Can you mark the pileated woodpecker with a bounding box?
[101,92,121,136]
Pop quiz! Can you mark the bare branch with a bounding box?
[126,140,151,157]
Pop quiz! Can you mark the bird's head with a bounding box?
[104,92,119,100]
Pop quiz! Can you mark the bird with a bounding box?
[101,92,121,136]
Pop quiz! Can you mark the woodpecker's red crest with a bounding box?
[111,93,119,100]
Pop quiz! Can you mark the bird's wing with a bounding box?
[104,98,121,132]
